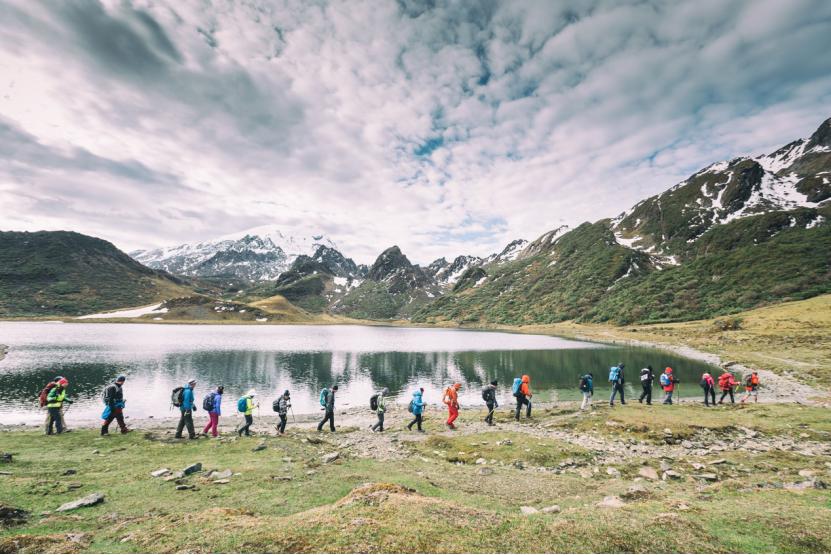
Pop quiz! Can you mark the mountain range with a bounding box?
[2,116,829,323]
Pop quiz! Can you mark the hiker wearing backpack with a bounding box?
[514,375,532,420]
[406,388,425,432]
[237,390,257,436]
[274,390,291,434]
[482,380,498,425]
[201,386,223,438]
[45,378,69,435]
[579,373,594,410]
[317,385,338,432]
[609,363,626,406]
[740,371,760,404]
[718,370,738,404]
[660,367,678,404]
[101,375,130,436]
[700,372,716,406]
[443,383,461,429]
[371,388,389,432]
[40,376,68,434]
[638,366,654,405]
[175,379,198,439]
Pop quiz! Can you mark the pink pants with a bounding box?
[203,412,219,437]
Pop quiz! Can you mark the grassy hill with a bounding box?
[0,231,191,317]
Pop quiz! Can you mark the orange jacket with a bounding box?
[520,375,531,397]
[444,384,460,407]
[718,372,737,391]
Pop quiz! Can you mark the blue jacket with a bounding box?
[581,375,594,394]
[411,391,425,415]
[181,385,196,412]
[211,393,222,415]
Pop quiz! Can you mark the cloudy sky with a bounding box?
[1,0,830,264]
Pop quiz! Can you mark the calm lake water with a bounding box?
[0,322,719,424]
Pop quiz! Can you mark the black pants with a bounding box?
[610,383,626,405]
[278,414,287,434]
[485,402,496,424]
[46,407,64,434]
[101,408,127,435]
[704,386,716,406]
[318,409,335,432]
[719,389,734,404]
[407,414,423,431]
[372,411,385,432]
[176,410,195,438]
[639,384,652,404]
[515,395,531,420]
[238,414,253,436]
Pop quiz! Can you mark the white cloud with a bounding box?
[0,0,829,265]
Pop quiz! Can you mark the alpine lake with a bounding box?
[0,322,721,424]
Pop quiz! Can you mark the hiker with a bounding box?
[317,385,337,432]
[660,367,679,404]
[175,379,198,439]
[406,388,425,432]
[718,370,738,404]
[609,363,626,406]
[40,376,68,434]
[579,372,594,410]
[274,390,291,434]
[639,365,654,404]
[700,372,716,406]
[45,378,69,435]
[740,371,760,404]
[482,380,498,425]
[371,387,389,432]
[101,375,130,435]
[514,374,532,420]
[202,386,223,438]
[443,383,461,429]
[237,390,257,436]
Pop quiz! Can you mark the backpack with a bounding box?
[659,373,670,387]
[578,375,589,392]
[699,377,708,389]
[370,393,379,411]
[481,387,491,402]
[39,382,58,408]
[237,397,248,412]
[640,368,651,383]
[609,366,621,383]
[751,374,759,386]
[512,377,523,397]
[202,392,216,412]
[319,388,329,407]
[272,399,280,412]
[408,399,415,414]
[745,374,755,386]
[171,386,185,408]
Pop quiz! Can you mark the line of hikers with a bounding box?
[37,366,761,436]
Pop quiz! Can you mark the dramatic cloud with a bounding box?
[1,0,830,263]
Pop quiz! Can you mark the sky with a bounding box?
[1,0,830,265]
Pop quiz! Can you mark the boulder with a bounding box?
[662,470,682,481]
[520,506,539,515]
[305,435,324,445]
[182,463,202,476]
[541,505,561,514]
[691,463,706,470]
[597,496,625,508]
[606,467,621,478]
[798,469,815,478]
[638,467,659,481]
[322,452,340,464]
[252,443,267,452]
[56,493,105,512]
[208,469,233,480]
[0,505,28,526]
[692,473,719,482]
[212,479,230,485]
[622,484,649,500]
[478,467,494,476]
[163,471,185,481]
[150,468,170,478]
[475,458,487,465]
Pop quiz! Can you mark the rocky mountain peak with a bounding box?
[367,246,412,281]
[807,117,831,150]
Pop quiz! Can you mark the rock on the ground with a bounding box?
[710,459,728,465]
[622,484,649,500]
[691,463,706,470]
[478,467,494,476]
[520,506,539,515]
[175,485,195,491]
[0,505,28,525]
[541,505,561,514]
[182,463,202,476]
[638,467,659,481]
[322,452,340,464]
[62,469,77,476]
[597,496,625,508]
[606,467,621,478]
[475,458,487,465]
[252,442,267,452]
[212,479,230,485]
[798,469,815,478]
[150,468,170,478]
[56,493,105,512]
[208,469,233,480]
[662,470,683,481]
[693,473,719,482]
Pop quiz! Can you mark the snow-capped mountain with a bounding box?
[427,255,484,287]
[130,226,338,282]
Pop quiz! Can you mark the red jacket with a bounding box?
[718,373,737,391]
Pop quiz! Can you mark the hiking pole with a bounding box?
[290,404,296,423]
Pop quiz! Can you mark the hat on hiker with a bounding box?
[247,389,256,397]
[490,380,498,386]
[116,375,126,382]
[58,378,69,386]
[188,378,197,385]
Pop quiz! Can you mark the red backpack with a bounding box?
[38,382,58,408]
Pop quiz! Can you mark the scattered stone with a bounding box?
[541,505,561,514]
[638,467,659,481]
[150,468,170,478]
[175,485,195,491]
[271,476,293,481]
[208,469,233,480]
[0,505,29,526]
[597,495,625,508]
[622,484,649,500]
[67,482,83,490]
[212,479,230,485]
[120,534,135,544]
[676,503,691,511]
[163,471,185,481]
[520,506,539,515]
[322,452,340,464]
[0,471,11,476]
[606,467,621,478]
[496,439,513,446]
[475,458,487,465]
[306,470,317,476]
[91,450,100,455]
[691,463,706,470]
[1,453,12,463]
[478,467,494,476]
[62,469,77,476]
[305,435,324,445]
[512,460,526,470]
[182,463,202,476]
[798,469,815,478]
[681,441,694,449]
[693,473,719,482]
[799,433,810,439]
[66,533,87,543]
[662,470,682,481]
[710,459,728,465]
[56,492,105,512]
[252,443,267,452]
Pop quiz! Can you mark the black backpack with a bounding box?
[171,386,185,408]
[272,399,281,412]
[202,392,216,412]
[482,387,495,403]
[370,393,379,411]
[640,369,652,383]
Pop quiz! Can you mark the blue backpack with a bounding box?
[319,388,329,407]
[512,377,523,397]
[237,397,247,412]
[609,366,621,383]
[660,373,671,387]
